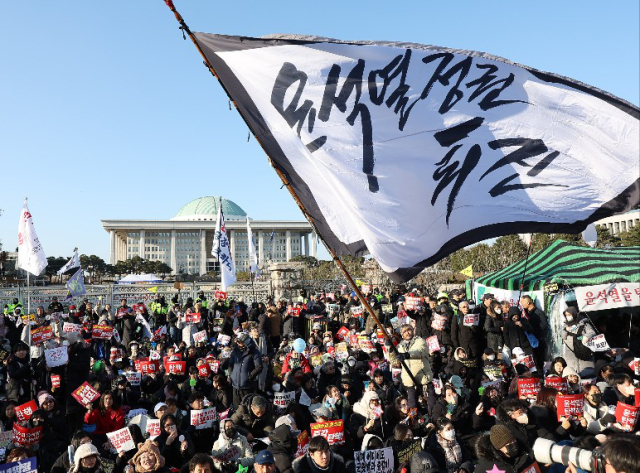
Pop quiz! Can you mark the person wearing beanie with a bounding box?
[71,442,104,473]
[37,389,66,439]
[130,440,171,473]
[6,341,33,403]
[473,425,533,473]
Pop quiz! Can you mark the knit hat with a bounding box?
[131,440,165,473]
[37,390,54,407]
[490,425,516,450]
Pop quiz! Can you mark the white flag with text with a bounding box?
[246,217,260,277]
[212,200,236,291]
[17,199,47,276]
[57,249,80,275]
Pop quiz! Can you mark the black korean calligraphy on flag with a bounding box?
[193,34,639,282]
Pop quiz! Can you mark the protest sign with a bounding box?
[463,314,479,327]
[431,314,446,331]
[310,354,323,368]
[185,313,201,324]
[146,419,161,439]
[426,336,441,354]
[0,349,9,364]
[576,283,640,312]
[217,334,231,346]
[125,371,142,386]
[335,342,349,361]
[484,365,504,381]
[404,297,422,310]
[513,355,536,372]
[197,364,211,378]
[360,340,375,353]
[586,334,610,352]
[289,307,301,317]
[544,377,569,393]
[217,446,241,463]
[615,402,639,431]
[295,430,310,458]
[30,326,53,344]
[392,368,402,383]
[63,322,83,333]
[326,303,340,314]
[92,325,114,340]
[381,304,393,314]
[0,457,37,473]
[207,358,220,374]
[12,425,42,446]
[636,388,640,408]
[311,420,345,445]
[139,360,160,375]
[166,361,186,375]
[397,439,422,464]
[51,374,61,390]
[45,347,68,367]
[107,427,136,453]
[556,394,584,421]
[336,326,350,341]
[116,308,128,319]
[190,408,217,429]
[517,378,541,399]
[193,330,208,344]
[354,447,394,473]
[72,382,101,406]
[350,306,364,317]
[16,400,38,422]
[520,462,543,473]
[214,291,227,300]
[274,392,295,413]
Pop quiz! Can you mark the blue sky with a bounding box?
[1,1,638,263]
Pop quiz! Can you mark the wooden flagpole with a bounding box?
[161,0,422,389]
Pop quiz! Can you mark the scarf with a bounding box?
[436,435,463,473]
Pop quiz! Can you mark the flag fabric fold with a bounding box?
[193,34,639,282]
[66,268,86,298]
[212,199,237,291]
[246,217,260,278]
[17,199,47,276]
[460,265,474,278]
[57,250,80,275]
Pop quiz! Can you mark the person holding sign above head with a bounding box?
[292,435,345,473]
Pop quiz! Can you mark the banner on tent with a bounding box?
[575,283,640,312]
[473,283,543,309]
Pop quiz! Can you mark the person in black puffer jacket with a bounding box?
[495,399,554,457]
[473,426,534,473]
[267,424,296,473]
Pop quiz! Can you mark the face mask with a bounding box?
[495,309,502,315]
[565,315,574,323]
[516,413,528,425]
[327,397,337,406]
[487,355,495,361]
[590,394,602,404]
[505,443,519,457]
[272,383,281,392]
[443,429,455,440]
[225,428,237,438]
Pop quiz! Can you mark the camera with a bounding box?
[533,438,606,473]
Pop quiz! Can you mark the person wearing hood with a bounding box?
[495,399,554,457]
[292,435,345,473]
[267,423,297,473]
[228,332,264,406]
[426,417,473,473]
[385,324,433,408]
[6,340,33,403]
[211,418,254,472]
[29,408,67,472]
[65,333,93,433]
[69,442,106,473]
[51,430,92,473]
[502,307,535,358]
[349,390,384,449]
[128,440,172,473]
[483,301,504,353]
[562,306,596,377]
[562,366,583,394]
[344,433,384,473]
[473,425,533,473]
[371,368,398,407]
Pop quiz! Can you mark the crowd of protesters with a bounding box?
[0,286,638,473]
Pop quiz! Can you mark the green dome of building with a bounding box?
[171,196,247,221]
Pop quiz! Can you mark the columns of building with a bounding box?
[229,230,236,261]
[258,230,264,266]
[200,229,207,275]
[311,232,317,258]
[139,230,145,258]
[170,230,177,275]
[109,231,116,264]
[271,231,276,262]
[303,233,309,256]
[285,230,292,261]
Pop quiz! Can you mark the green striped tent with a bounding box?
[475,240,640,292]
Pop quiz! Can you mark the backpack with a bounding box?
[570,324,593,361]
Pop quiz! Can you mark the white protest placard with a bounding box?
[217,334,231,346]
[107,427,135,453]
[45,347,68,367]
[125,371,142,386]
[587,334,610,352]
[299,389,312,407]
[63,322,83,333]
[274,391,295,412]
[354,447,394,473]
[193,330,208,344]
[190,408,217,430]
[146,419,161,439]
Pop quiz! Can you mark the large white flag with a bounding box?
[212,199,236,291]
[57,249,80,275]
[193,34,639,282]
[246,217,260,277]
[17,199,48,276]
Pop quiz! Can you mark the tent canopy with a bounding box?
[475,240,640,291]
[117,274,163,284]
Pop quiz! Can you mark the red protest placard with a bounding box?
[635,388,640,408]
[116,308,128,319]
[426,336,441,354]
[31,326,53,344]
[190,407,217,429]
[556,393,584,421]
[72,382,101,406]
[290,307,301,317]
[520,462,542,473]
[15,400,38,422]
[336,326,350,341]
[51,374,61,390]
[214,291,227,300]
[92,325,114,340]
[207,358,220,374]
[404,296,422,310]
[185,313,201,324]
[615,402,639,431]
[296,430,310,458]
[431,314,446,331]
[133,357,148,372]
[107,427,135,453]
[517,378,541,399]
[12,424,42,446]
[166,361,186,375]
[544,376,569,393]
[463,314,479,327]
[197,364,211,378]
[311,420,345,445]
[139,360,160,375]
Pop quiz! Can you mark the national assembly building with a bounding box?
[102,196,316,275]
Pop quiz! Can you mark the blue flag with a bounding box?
[66,267,86,298]
[0,456,37,473]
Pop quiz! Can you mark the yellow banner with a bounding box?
[460,265,473,277]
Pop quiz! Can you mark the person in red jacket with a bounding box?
[84,390,125,441]
[281,350,312,375]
